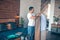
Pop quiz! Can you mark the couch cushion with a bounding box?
[0,23,7,31]
[6,22,17,29]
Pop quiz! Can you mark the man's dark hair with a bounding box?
[29,7,34,11]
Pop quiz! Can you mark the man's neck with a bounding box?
[29,12,33,14]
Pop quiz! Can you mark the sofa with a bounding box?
[51,23,60,34]
[0,22,27,40]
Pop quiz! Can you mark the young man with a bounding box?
[27,7,36,40]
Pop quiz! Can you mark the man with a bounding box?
[40,13,47,40]
[27,7,35,40]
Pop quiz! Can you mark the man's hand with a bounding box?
[36,13,41,17]
[30,16,36,19]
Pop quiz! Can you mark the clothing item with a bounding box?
[28,26,35,40]
[27,13,35,26]
[41,14,47,31]
[41,30,47,40]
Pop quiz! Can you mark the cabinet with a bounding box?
[51,23,60,33]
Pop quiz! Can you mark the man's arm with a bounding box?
[36,13,41,17]
[35,13,41,19]
[30,13,41,19]
[30,16,36,19]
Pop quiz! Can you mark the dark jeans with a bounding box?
[28,26,35,40]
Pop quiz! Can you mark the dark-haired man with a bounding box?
[27,7,35,40]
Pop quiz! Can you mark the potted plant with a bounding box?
[20,17,24,27]
[53,16,59,24]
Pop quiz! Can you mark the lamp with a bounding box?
[15,16,19,19]
[15,14,19,19]
[15,15,19,26]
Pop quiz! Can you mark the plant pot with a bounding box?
[55,22,58,24]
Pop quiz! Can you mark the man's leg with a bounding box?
[30,27,35,40]
[28,27,35,40]
[28,27,31,40]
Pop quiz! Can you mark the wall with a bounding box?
[48,0,55,31]
[0,0,20,23]
[54,0,60,17]
[20,0,41,27]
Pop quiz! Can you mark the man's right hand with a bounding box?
[30,16,36,19]
[36,13,41,17]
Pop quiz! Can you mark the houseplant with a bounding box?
[20,17,24,27]
[53,16,59,24]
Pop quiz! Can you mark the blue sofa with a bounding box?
[0,22,27,40]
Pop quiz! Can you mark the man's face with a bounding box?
[31,8,34,13]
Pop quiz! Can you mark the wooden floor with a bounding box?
[35,31,60,40]
[46,32,60,40]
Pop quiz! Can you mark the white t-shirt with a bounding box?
[41,14,47,31]
[27,13,35,26]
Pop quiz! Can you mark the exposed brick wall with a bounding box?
[0,19,15,23]
[0,0,20,18]
[54,0,60,17]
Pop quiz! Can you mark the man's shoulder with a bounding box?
[27,13,32,15]
[27,13,32,17]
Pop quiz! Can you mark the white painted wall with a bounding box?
[48,0,55,31]
[20,0,41,27]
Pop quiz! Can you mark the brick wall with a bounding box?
[0,0,20,23]
[54,0,60,17]
[0,0,20,18]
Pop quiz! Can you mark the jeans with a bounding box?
[28,26,35,40]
